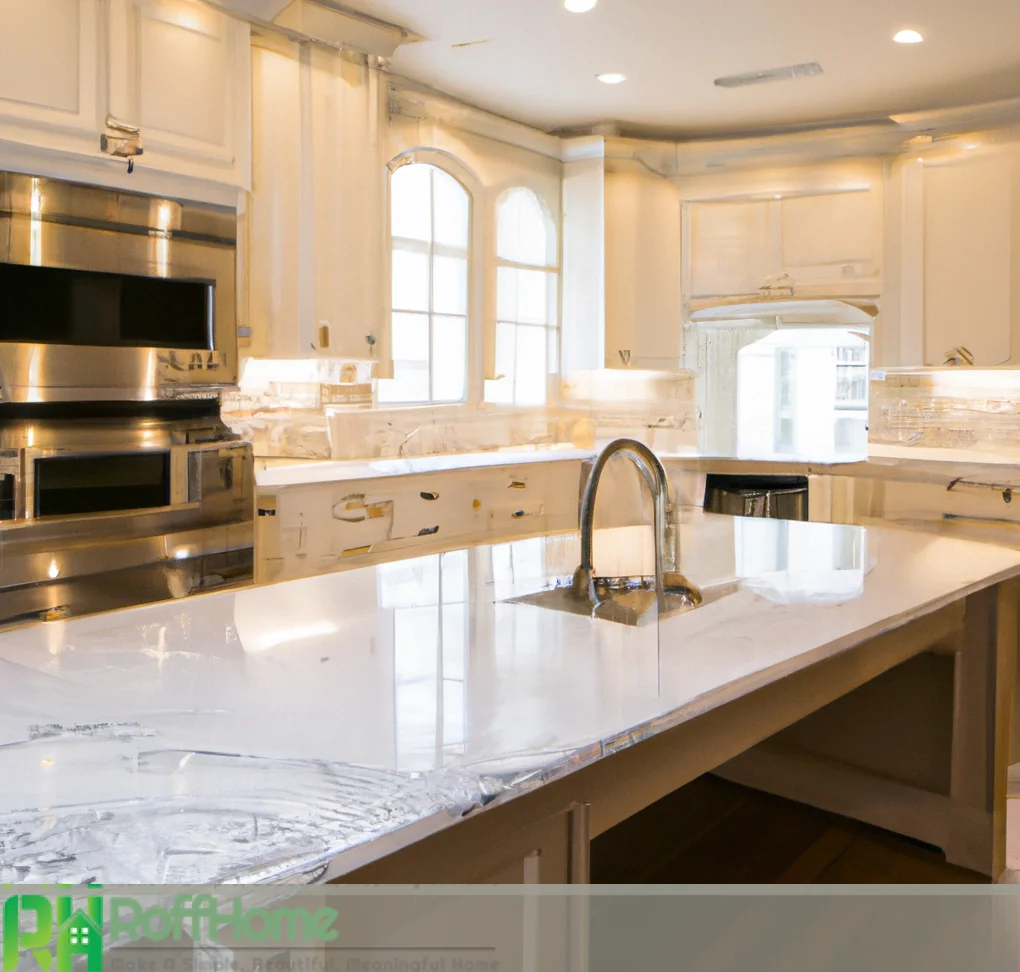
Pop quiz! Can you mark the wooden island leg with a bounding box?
[947,580,1019,876]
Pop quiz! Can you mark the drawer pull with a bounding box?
[418,525,440,536]
[420,491,440,501]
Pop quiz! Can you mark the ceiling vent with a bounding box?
[715,62,823,88]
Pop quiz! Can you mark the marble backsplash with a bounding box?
[223,363,698,461]
[870,369,1020,456]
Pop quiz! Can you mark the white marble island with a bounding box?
[1,514,1019,884]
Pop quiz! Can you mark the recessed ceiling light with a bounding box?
[564,0,597,11]
[893,29,923,44]
[596,72,626,84]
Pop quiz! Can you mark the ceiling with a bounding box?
[332,0,1020,138]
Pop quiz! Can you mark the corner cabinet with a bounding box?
[0,0,251,191]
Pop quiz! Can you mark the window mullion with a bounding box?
[428,170,436,402]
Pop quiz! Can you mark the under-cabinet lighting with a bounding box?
[893,29,923,44]
[564,0,597,10]
[596,72,626,84]
[48,559,59,580]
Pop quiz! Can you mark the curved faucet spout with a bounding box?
[572,438,671,616]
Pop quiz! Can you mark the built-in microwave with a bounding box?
[0,172,238,402]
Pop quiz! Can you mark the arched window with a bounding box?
[379,162,470,404]
[485,188,559,406]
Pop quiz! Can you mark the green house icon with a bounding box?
[56,907,102,972]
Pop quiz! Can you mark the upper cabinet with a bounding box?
[248,39,385,359]
[0,0,251,191]
[107,0,251,187]
[921,153,1013,366]
[0,0,101,143]
[882,147,1020,368]
[687,187,883,304]
[562,148,683,372]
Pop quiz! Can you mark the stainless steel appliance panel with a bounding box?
[0,173,237,402]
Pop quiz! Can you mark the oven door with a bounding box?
[27,450,178,520]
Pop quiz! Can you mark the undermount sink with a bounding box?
[506,574,741,626]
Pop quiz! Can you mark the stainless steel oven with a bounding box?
[0,171,237,402]
[0,175,253,628]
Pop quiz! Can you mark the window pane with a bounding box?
[497,266,519,322]
[391,312,429,362]
[378,359,429,403]
[516,269,548,325]
[514,325,547,405]
[433,255,467,315]
[390,164,432,243]
[497,266,550,325]
[485,321,516,404]
[432,315,466,401]
[432,168,469,250]
[391,249,429,312]
[497,187,552,266]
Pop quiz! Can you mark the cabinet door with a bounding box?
[308,46,385,359]
[107,0,251,187]
[0,0,100,144]
[689,200,772,298]
[782,189,882,294]
[923,155,1013,366]
[249,40,306,356]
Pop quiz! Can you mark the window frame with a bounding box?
[488,186,561,408]
[381,153,476,407]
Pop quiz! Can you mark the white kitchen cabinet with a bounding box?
[883,147,1020,368]
[687,188,882,301]
[106,0,251,188]
[0,0,250,190]
[688,199,771,299]
[922,153,1013,366]
[562,146,683,371]
[0,0,101,146]
[249,38,385,359]
[603,165,683,369]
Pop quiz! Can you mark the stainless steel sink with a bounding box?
[506,574,740,626]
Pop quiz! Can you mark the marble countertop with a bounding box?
[255,446,595,488]
[254,442,1020,490]
[3,513,1020,885]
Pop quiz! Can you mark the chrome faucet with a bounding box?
[572,438,672,616]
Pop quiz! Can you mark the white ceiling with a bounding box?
[334,0,1020,137]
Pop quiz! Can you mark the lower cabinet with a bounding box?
[336,804,588,884]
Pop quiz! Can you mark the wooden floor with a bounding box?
[591,774,988,884]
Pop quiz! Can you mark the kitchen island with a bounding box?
[1,513,1019,884]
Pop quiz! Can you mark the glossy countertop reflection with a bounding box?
[2,513,1020,885]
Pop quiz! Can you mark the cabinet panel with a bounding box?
[782,190,882,290]
[604,168,682,368]
[689,200,771,298]
[108,0,250,186]
[923,156,1012,366]
[139,15,228,146]
[0,0,98,136]
[249,42,304,356]
[309,48,384,358]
